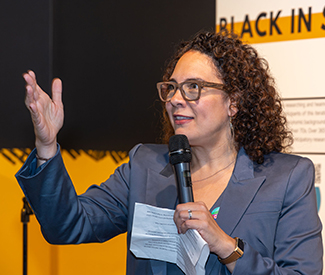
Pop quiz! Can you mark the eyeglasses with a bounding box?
[156,80,224,102]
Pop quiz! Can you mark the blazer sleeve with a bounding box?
[15,144,141,244]
[232,157,323,275]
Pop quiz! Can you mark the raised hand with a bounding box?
[23,70,64,161]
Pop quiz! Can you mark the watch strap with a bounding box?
[218,237,244,265]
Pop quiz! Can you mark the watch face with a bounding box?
[238,238,244,252]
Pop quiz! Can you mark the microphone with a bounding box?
[169,135,194,203]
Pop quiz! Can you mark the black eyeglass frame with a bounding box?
[156,80,224,102]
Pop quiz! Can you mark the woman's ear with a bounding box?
[228,99,238,117]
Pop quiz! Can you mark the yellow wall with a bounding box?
[0,148,128,275]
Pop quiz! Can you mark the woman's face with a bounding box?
[166,50,234,147]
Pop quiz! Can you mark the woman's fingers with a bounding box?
[174,202,208,232]
[24,85,34,109]
[179,210,212,234]
[27,70,36,79]
[174,202,235,256]
[24,71,40,105]
[22,70,64,138]
[51,78,62,104]
[24,71,38,93]
[24,71,41,114]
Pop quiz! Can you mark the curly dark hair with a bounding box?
[160,30,292,164]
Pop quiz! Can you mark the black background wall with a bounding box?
[1,0,215,151]
[1,1,52,149]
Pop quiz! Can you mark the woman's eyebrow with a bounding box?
[168,77,206,83]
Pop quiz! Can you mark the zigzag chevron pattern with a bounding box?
[0,148,128,165]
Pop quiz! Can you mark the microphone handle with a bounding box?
[173,162,194,203]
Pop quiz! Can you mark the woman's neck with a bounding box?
[190,140,237,208]
[190,140,237,176]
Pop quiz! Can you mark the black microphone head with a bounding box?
[168,135,192,165]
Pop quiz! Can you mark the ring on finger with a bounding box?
[188,209,192,219]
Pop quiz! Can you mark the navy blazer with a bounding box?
[16,144,323,274]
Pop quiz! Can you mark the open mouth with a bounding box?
[173,115,194,124]
[174,115,193,120]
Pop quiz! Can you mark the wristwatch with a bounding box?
[218,237,244,265]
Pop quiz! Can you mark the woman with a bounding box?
[16,31,322,274]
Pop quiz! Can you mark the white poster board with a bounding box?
[216,0,325,271]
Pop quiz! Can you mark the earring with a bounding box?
[229,117,234,137]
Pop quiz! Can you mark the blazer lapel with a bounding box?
[217,147,266,235]
[207,148,266,275]
[217,176,266,235]
[145,162,177,275]
[145,162,178,209]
